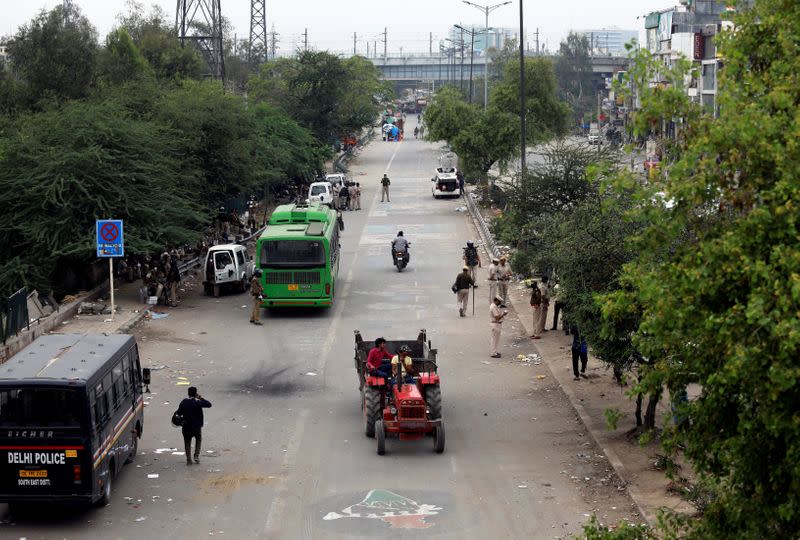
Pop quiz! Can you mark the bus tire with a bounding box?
[96,463,113,507]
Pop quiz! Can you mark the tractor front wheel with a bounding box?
[376,420,386,455]
[364,387,381,438]
[433,422,445,454]
[425,386,442,420]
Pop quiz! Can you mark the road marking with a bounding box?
[323,489,442,530]
[385,140,402,173]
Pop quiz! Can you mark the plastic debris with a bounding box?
[135,517,147,522]
[147,474,159,479]
[176,381,191,386]
[151,312,169,320]
[305,372,317,376]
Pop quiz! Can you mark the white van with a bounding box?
[308,181,334,206]
[202,244,255,297]
[325,173,345,187]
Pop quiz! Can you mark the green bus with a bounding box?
[256,202,341,308]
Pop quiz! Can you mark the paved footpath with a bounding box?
[494,276,694,524]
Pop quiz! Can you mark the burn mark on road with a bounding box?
[232,366,307,396]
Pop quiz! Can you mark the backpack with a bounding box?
[530,285,542,306]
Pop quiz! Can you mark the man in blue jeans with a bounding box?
[571,326,588,381]
[366,338,393,379]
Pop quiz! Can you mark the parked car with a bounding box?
[307,181,334,206]
[325,173,345,188]
[203,244,255,297]
[587,133,600,145]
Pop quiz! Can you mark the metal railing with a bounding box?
[464,190,500,259]
[1,289,29,345]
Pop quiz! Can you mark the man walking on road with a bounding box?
[250,269,263,325]
[496,256,511,307]
[354,183,362,210]
[462,241,481,285]
[537,275,552,336]
[380,174,391,202]
[489,295,507,358]
[571,326,588,381]
[454,266,474,317]
[177,386,212,465]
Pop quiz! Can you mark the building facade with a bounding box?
[576,28,638,57]
[448,26,517,55]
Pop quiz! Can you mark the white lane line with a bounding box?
[263,408,310,536]
[384,140,402,174]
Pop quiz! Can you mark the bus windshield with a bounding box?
[261,240,326,268]
[0,387,82,427]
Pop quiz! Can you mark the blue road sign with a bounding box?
[96,220,124,258]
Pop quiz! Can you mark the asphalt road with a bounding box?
[1,119,637,539]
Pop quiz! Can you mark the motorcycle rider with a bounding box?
[391,231,410,266]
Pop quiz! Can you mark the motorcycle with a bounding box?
[392,243,410,272]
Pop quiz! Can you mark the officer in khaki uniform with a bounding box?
[250,269,263,325]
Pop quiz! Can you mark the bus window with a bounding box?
[121,354,131,392]
[261,240,325,268]
[0,388,81,427]
[94,382,108,424]
[112,364,125,407]
[133,347,142,386]
[103,374,115,413]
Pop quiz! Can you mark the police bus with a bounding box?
[0,334,146,506]
[256,202,341,307]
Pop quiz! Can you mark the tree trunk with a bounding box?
[644,392,660,431]
[634,392,643,427]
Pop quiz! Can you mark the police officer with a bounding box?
[250,269,263,325]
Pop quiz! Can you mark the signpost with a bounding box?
[96,220,124,321]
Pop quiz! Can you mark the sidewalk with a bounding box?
[502,279,694,523]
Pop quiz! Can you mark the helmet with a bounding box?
[254,269,263,277]
[466,240,474,247]
[398,345,411,354]
[397,231,404,237]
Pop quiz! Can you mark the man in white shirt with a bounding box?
[487,257,500,303]
[496,256,512,307]
[489,295,508,358]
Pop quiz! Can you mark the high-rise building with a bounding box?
[448,26,517,55]
[576,28,638,56]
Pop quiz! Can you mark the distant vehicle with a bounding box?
[203,244,255,297]
[0,333,147,506]
[588,133,600,145]
[256,202,341,308]
[307,181,334,206]
[325,173,346,188]
[431,167,459,198]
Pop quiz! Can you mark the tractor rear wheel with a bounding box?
[425,386,442,420]
[433,422,445,454]
[376,420,386,455]
[364,387,381,438]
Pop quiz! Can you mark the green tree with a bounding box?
[0,100,205,297]
[97,28,153,87]
[248,51,386,145]
[6,5,98,105]
[554,32,595,122]
[424,87,517,181]
[491,56,570,145]
[602,0,800,536]
[116,2,204,81]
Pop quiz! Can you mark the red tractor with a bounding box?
[354,330,444,455]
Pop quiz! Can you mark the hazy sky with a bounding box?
[2,1,671,55]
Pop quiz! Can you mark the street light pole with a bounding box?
[455,25,480,104]
[462,0,511,109]
[518,0,526,177]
